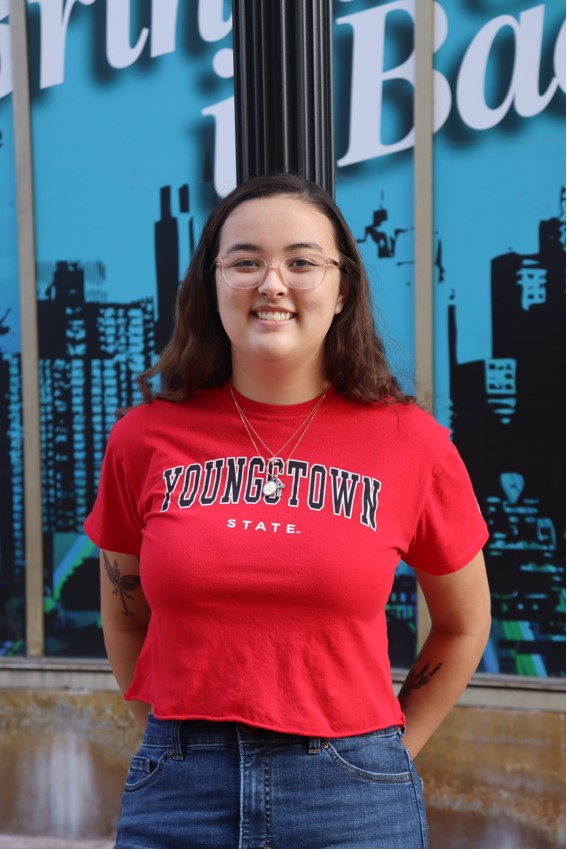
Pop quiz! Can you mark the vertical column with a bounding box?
[414,0,435,648]
[10,0,45,656]
[232,0,334,196]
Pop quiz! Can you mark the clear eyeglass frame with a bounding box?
[214,253,341,290]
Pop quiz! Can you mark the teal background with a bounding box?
[0,0,564,673]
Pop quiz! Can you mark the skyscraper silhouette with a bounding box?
[449,193,566,676]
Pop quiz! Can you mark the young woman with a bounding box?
[85,174,491,849]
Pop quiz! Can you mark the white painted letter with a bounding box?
[107,0,149,69]
[514,6,560,118]
[337,1,416,167]
[28,0,96,89]
[433,3,452,133]
[0,0,12,99]
[457,6,561,130]
[202,96,236,197]
[150,0,180,58]
[198,0,232,42]
[554,18,565,93]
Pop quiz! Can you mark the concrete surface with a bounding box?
[0,690,564,849]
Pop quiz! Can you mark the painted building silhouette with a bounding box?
[0,352,25,651]
[37,261,155,534]
[449,192,566,676]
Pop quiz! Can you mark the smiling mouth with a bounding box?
[253,311,296,321]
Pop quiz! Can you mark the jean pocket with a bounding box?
[124,745,173,792]
[394,731,426,794]
[322,735,413,784]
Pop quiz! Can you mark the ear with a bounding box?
[334,280,348,315]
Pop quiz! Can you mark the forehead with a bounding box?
[218,195,337,252]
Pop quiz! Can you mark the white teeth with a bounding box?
[255,311,294,321]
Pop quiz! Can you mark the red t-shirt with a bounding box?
[84,384,488,737]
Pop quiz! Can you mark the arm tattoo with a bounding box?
[398,660,443,710]
[102,550,141,617]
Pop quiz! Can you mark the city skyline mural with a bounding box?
[0,0,564,675]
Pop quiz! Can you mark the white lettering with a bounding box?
[7,0,562,159]
[554,19,565,93]
[107,0,149,70]
[337,1,563,166]
[433,4,452,133]
[198,0,232,43]
[337,1,416,167]
[515,7,560,117]
[28,0,96,89]
[202,96,237,197]
[0,1,11,99]
[457,6,561,130]
[150,0,180,58]
[227,519,299,533]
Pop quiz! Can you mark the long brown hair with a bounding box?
[139,174,412,405]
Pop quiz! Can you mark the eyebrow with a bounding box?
[225,241,326,254]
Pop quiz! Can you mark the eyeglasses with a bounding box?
[215,253,341,290]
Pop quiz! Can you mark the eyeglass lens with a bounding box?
[220,255,331,289]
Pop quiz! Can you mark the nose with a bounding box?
[257,262,288,295]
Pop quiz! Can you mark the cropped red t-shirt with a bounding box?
[84,384,488,737]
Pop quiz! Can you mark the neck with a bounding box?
[230,359,328,405]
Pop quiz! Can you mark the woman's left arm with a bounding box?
[399,550,491,758]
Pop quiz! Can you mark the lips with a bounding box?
[253,311,296,321]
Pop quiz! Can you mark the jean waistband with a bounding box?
[143,715,401,748]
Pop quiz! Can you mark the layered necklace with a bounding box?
[229,384,330,498]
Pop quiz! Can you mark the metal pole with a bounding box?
[232,0,334,196]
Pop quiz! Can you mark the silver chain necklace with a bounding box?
[229,384,330,498]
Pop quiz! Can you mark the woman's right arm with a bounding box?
[100,549,152,730]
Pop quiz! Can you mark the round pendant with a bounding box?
[263,480,278,496]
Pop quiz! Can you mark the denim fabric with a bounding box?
[115,716,428,849]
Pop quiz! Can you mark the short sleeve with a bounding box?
[84,423,143,555]
[404,440,489,575]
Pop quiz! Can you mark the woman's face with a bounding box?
[215,195,345,380]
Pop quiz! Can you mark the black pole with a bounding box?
[232,0,335,197]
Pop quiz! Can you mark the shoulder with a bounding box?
[335,395,451,450]
[107,388,221,451]
[327,394,458,478]
[385,401,450,444]
[109,398,177,441]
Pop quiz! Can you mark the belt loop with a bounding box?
[171,720,184,760]
[308,736,321,754]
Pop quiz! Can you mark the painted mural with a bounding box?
[432,1,565,677]
[0,0,564,675]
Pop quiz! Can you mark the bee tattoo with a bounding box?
[102,550,141,616]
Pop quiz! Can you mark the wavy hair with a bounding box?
[138,174,412,405]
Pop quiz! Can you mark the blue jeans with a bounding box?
[115,716,428,849]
